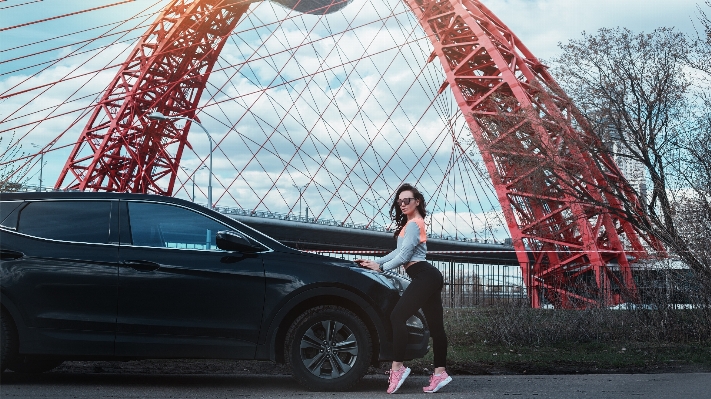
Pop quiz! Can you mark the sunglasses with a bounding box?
[396,197,416,206]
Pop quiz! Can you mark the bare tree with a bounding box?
[0,134,31,192]
[675,2,711,282]
[689,1,711,77]
[551,20,711,287]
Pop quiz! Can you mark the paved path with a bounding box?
[1,372,710,398]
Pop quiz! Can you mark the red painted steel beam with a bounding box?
[55,0,252,196]
[55,0,352,198]
[403,0,665,308]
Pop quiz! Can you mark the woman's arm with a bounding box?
[373,248,398,266]
[380,221,421,271]
[355,245,399,272]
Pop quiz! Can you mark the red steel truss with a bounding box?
[54,0,665,307]
[55,0,251,197]
[404,0,665,307]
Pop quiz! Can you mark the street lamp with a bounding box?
[30,143,44,192]
[147,112,213,208]
[181,166,193,202]
[182,165,207,202]
[293,184,306,219]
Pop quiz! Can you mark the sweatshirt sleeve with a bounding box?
[373,247,398,267]
[379,221,421,271]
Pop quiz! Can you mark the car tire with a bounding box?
[1,309,18,373]
[8,355,63,374]
[285,305,372,392]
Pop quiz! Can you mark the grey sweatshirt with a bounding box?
[375,219,427,271]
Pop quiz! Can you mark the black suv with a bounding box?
[0,192,428,391]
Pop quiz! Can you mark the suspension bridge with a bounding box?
[0,0,665,308]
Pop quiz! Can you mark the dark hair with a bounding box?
[390,183,427,238]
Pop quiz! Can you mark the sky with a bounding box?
[482,0,703,61]
[0,0,706,239]
[5,0,700,55]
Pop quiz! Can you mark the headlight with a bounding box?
[381,270,410,294]
[406,314,424,329]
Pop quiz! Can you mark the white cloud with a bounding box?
[482,0,700,61]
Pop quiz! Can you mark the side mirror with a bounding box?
[216,230,264,253]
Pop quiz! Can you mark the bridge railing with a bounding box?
[215,204,504,243]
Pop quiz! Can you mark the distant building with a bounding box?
[600,123,647,204]
[610,139,647,203]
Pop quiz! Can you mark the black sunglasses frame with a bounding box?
[396,197,416,206]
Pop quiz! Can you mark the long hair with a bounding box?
[390,183,427,238]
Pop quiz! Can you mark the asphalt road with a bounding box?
[1,372,710,399]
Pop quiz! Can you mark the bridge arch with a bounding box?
[55,0,663,307]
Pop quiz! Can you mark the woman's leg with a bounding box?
[420,283,447,370]
[390,265,444,364]
[390,277,430,365]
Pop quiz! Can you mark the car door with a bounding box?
[0,199,118,356]
[116,200,266,359]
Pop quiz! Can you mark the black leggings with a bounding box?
[391,261,447,368]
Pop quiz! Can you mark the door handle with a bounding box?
[0,249,24,260]
[121,260,161,272]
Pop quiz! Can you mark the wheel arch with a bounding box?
[1,292,21,367]
[1,292,24,343]
[258,287,385,365]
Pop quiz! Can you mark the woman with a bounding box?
[356,183,451,394]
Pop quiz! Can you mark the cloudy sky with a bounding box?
[2,0,702,41]
[483,0,702,61]
[0,0,705,239]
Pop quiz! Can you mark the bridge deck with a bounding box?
[228,214,521,265]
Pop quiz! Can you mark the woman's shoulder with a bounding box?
[407,218,426,228]
[406,218,427,243]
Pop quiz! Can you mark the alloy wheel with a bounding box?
[298,319,358,379]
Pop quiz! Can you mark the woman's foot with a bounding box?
[386,366,411,394]
[423,371,452,393]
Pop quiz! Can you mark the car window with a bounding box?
[127,202,230,250]
[0,201,23,228]
[17,201,111,244]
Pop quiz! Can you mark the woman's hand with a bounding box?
[355,259,381,272]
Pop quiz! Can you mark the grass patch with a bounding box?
[407,342,711,375]
[401,307,711,375]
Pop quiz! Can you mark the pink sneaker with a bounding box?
[423,371,452,393]
[386,366,411,394]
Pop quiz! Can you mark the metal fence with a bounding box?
[315,252,529,308]
[433,259,528,307]
[632,265,701,305]
[315,252,702,309]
